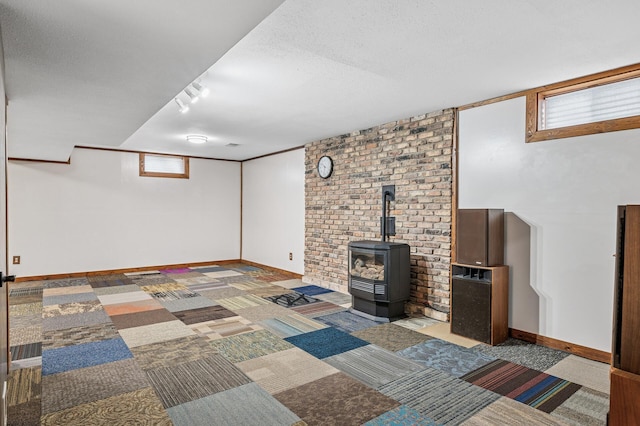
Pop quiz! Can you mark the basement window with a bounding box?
[526,66,640,142]
[139,153,189,178]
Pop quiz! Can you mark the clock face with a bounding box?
[317,155,333,179]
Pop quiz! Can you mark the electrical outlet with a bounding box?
[289,252,293,261]
[12,256,20,265]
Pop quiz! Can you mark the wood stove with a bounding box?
[348,240,410,321]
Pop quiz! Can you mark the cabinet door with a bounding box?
[451,277,491,344]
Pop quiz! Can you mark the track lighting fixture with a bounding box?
[184,87,199,104]
[174,97,189,114]
[191,81,210,98]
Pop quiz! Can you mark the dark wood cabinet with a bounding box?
[450,263,508,345]
[456,209,504,266]
[610,205,640,424]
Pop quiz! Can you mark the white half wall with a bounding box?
[242,148,304,274]
[8,148,240,276]
[458,96,640,352]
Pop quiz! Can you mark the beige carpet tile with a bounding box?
[217,294,271,310]
[551,387,609,425]
[461,396,568,426]
[41,358,149,415]
[8,293,43,305]
[92,284,143,296]
[10,325,42,346]
[209,329,295,363]
[394,317,444,330]
[545,354,610,395]
[131,335,219,371]
[42,285,94,297]
[199,286,246,300]
[10,302,43,317]
[42,322,120,349]
[417,322,482,348]
[174,276,220,286]
[110,308,177,330]
[189,316,262,340]
[164,271,207,280]
[229,303,291,322]
[203,270,244,279]
[272,278,305,289]
[229,280,274,291]
[86,274,131,283]
[351,322,433,352]
[160,296,218,313]
[139,283,189,294]
[260,313,328,338]
[246,285,294,298]
[102,299,164,316]
[237,347,340,394]
[145,354,252,408]
[7,366,41,407]
[41,387,172,426]
[118,320,195,348]
[97,291,153,306]
[9,313,41,330]
[274,372,400,425]
[42,300,104,318]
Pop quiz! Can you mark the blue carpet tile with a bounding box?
[314,310,381,333]
[397,339,496,378]
[365,405,439,426]
[291,285,334,296]
[285,327,369,359]
[42,337,133,375]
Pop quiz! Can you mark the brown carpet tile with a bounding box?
[109,308,177,330]
[42,358,149,414]
[131,335,219,371]
[145,354,252,408]
[351,322,434,352]
[41,387,172,426]
[174,305,238,325]
[7,366,41,407]
[42,322,120,350]
[8,398,41,426]
[274,372,400,425]
[290,301,346,317]
[246,285,295,298]
[8,293,43,305]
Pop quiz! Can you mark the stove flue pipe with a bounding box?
[382,190,391,242]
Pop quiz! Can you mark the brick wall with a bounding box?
[304,109,454,321]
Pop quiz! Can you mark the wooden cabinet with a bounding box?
[456,209,504,266]
[450,263,508,345]
[610,205,640,424]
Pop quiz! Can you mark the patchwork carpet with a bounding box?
[7,264,610,425]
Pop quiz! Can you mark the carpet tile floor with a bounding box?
[7,263,610,425]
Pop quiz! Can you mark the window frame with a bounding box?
[526,64,640,143]
[139,152,190,179]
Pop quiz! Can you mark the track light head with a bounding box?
[185,87,199,104]
[174,97,189,113]
[192,81,210,98]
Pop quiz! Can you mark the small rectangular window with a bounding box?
[139,153,189,178]
[526,65,640,142]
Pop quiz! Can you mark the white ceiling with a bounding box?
[2,0,640,162]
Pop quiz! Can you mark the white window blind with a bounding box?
[540,76,640,130]
[143,154,185,174]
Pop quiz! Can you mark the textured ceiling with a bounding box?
[2,0,640,162]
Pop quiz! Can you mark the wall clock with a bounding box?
[317,155,333,179]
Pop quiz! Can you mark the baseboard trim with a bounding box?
[239,260,303,279]
[509,328,611,364]
[14,259,242,282]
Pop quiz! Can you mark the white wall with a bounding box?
[242,149,304,274]
[8,148,241,276]
[459,97,640,352]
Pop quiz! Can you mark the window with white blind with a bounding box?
[526,65,640,142]
[139,153,189,178]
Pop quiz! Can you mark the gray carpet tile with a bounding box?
[145,354,252,408]
[550,387,609,425]
[43,278,90,289]
[9,313,41,330]
[92,284,142,296]
[379,367,501,425]
[167,382,301,426]
[42,310,111,332]
[42,322,120,349]
[159,297,217,313]
[199,286,246,300]
[314,310,381,333]
[324,344,425,388]
[397,339,496,377]
[475,338,571,371]
[41,358,149,414]
[42,292,98,307]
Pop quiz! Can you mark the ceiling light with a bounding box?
[192,81,210,98]
[186,135,207,144]
[185,87,199,104]
[174,98,189,113]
